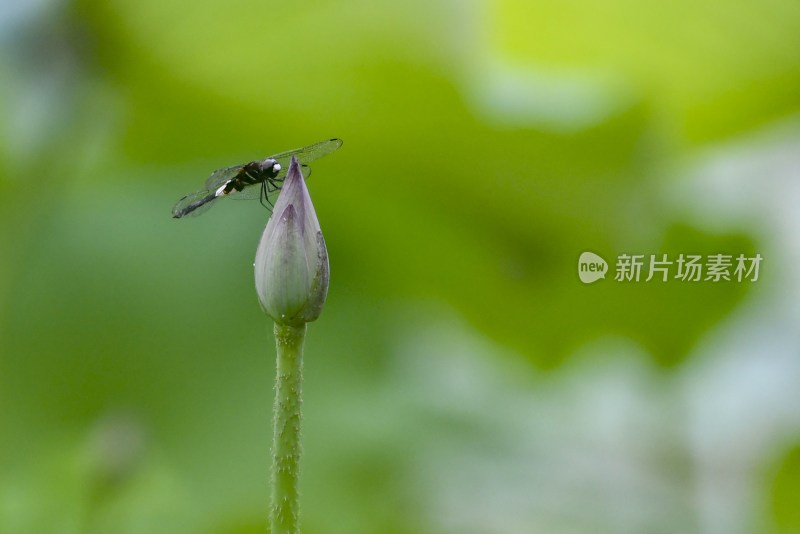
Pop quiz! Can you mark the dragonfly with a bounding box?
[172,138,342,218]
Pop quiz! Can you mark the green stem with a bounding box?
[271,322,306,534]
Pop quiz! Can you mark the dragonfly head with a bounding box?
[258,158,281,178]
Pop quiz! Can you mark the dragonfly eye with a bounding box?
[258,159,281,177]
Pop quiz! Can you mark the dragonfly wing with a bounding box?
[273,163,313,182]
[175,140,339,217]
[203,163,246,190]
[227,185,263,200]
[172,190,220,218]
[271,138,342,175]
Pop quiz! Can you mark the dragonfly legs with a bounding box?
[259,177,284,211]
[259,180,273,210]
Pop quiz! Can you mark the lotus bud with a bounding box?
[254,156,329,325]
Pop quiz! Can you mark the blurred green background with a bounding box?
[1,0,799,532]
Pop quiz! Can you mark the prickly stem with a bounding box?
[270,322,306,534]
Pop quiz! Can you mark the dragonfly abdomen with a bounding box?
[172,191,216,218]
